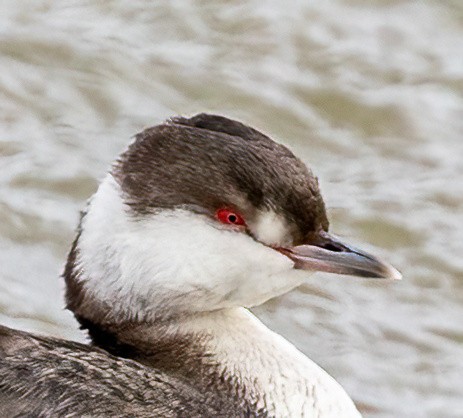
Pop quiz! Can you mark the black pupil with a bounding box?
[228,214,237,223]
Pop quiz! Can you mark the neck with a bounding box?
[79,307,361,417]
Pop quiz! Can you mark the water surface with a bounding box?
[1,1,462,417]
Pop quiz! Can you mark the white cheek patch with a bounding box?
[252,210,290,246]
[77,175,305,321]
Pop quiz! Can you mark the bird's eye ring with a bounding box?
[216,208,245,226]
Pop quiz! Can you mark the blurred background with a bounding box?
[0,1,462,417]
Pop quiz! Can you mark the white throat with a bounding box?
[142,308,361,418]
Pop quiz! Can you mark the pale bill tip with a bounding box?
[387,265,403,281]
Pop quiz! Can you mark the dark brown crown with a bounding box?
[112,113,328,242]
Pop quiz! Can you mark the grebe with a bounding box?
[0,114,400,417]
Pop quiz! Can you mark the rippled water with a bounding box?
[1,1,462,417]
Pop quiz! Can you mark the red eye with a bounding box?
[216,208,245,226]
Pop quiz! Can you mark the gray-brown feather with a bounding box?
[0,325,266,417]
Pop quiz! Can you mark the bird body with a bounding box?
[0,114,400,417]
